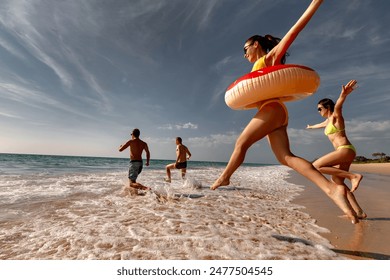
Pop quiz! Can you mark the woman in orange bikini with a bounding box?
[307,80,366,218]
[211,0,360,224]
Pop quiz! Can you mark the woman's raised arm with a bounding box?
[267,0,323,66]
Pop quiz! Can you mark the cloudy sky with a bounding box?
[1,0,389,164]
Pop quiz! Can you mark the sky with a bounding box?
[1,0,389,164]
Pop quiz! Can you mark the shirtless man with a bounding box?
[119,128,151,195]
[165,137,191,183]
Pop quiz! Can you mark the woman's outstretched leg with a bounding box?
[318,167,363,192]
[267,127,359,224]
[211,103,285,190]
[331,173,367,219]
[314,156,366,218]
[313,151,363,192]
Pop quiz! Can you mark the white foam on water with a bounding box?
[0,165,342,260]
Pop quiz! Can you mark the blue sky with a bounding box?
[1,0,389,164]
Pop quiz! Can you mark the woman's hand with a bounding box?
[341,79,358,96]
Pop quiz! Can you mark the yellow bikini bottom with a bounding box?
[337,144,356,154]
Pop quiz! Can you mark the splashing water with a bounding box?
[0,154,341,260]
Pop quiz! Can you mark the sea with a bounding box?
[0,153,344,260]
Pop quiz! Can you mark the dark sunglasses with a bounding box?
[317,107,324,112]
[243,42,254,55]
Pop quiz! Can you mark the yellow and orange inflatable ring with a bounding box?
[225,64,320,110]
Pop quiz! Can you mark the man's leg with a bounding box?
[181,168,186,179]
[165,163,175,182]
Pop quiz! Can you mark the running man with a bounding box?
[119,128,151,195]
[165,137,191,182]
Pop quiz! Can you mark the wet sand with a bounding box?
[289,163,390,260]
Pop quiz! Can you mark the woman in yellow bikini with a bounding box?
[211,0,360,224]
[307,80,366,218]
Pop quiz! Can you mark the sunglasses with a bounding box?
[317,107,325,112]
[243,42,254,55]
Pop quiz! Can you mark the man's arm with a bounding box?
[186,147,191,160]
[144,143,150,166]
[119,140,130,152]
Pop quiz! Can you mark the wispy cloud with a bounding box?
[0,111,23,119]
[208,56,241,109]
[288,127,320,145]
[188,132,238,148]
[288,119,390,145]
[0,80,97,122]
[0,1,74,88]
[0,82,53,105]
[196,0,220,30]
[0,36,26,60]
[347,120,390,140]
[0,0,114,111]
[212,56,235,73]
[60,45,111,111]
[158,122,198,130]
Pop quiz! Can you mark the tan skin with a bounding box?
[307,80,366,218]
[307,80,362,191]
[210,0,359,224]
[119,134,151,191]
[165,138,192,182]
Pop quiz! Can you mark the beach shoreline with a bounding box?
[289,163,390,260]
[1,153,388,260]
[349,162,390,175]
[2,154,344,260]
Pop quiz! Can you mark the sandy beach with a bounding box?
[350,162,390,175]
[290,163,390,260]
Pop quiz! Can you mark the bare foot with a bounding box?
[210,177,230,190]
[357,211,367,219]
[329,184,359,224]
[164,178,171,183]
[350,173,363,192]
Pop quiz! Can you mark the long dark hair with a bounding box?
[318,98,335,112]
[246,34,288,64]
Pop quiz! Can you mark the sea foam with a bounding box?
[0,155,340,259]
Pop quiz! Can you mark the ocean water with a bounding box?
[0,153,343,260]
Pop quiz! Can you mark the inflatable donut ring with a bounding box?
[225,64,320,110]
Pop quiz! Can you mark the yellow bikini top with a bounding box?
[324,122,344,136]
[251,56,267,72]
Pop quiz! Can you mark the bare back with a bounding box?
[130,139,148,160]
[119,138,149,161]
